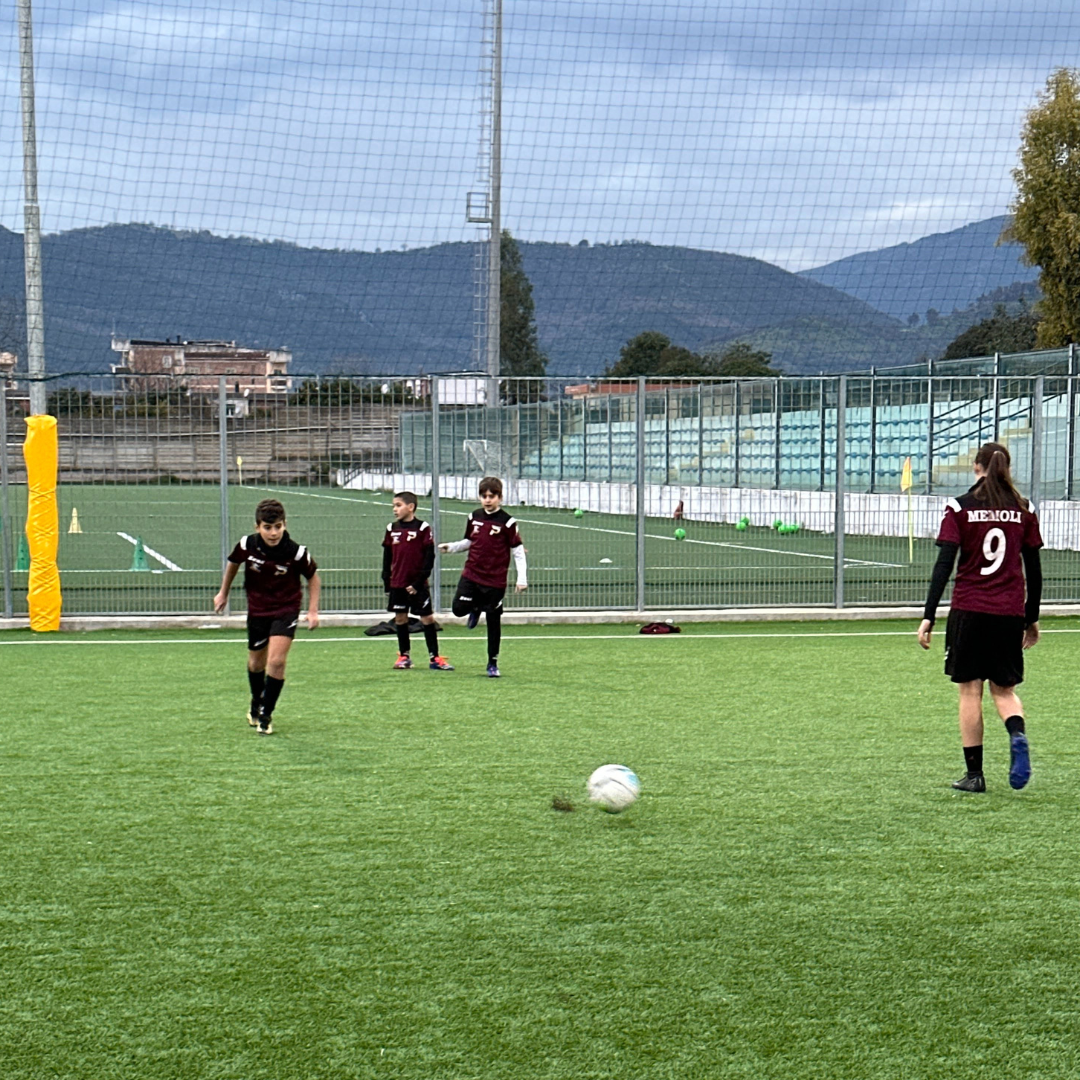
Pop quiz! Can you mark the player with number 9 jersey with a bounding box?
[919,442,1042,794]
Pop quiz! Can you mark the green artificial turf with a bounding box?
[2,620,1080,1078]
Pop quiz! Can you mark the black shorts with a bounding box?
[452,576,505,616]
[387,586,433,617]
[944,609,1025,686]
[247,611,300,651]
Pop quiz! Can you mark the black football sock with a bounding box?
[963,745,984,776]
[396,622,411,656]
[247,669,265,711]
[424,623,440,658]
[1005,715,1026,737]
[487,608,501,663]
[261,675,285,719]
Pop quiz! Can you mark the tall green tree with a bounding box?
[500,230,548,378]
[711,342,780,377]
[941,303,1039,360]
[1001,68,1080,346]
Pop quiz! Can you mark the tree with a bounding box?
[941,303,1039,360]
[908,313,920,327]
[603,332,719,377]
[1001,68,1080,346]
[500,230,547,378]
[711,342,781,377]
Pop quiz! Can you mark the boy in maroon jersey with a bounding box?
[213,498,320,735]
[918,443,1042,792]
[382,491,453,671]
[438,476,527,677]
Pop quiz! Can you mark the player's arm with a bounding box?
[305,570,321,630]
[213,559,241,613]
[1022,545,1042,649]
[439,538,472,554]
[513,544,528,592]
[918,541,959,648]
[382,544,392,591]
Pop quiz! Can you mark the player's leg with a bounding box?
[389,589,412,668]
[953,680,986,791]
[452,576,480,629]
[989,681,1031,790]
[257,613,300,733]
[247,648,267,726]
[258,634,294,734]
[418,592,452,669]
[246,615,272,726]
[484,589,505,677]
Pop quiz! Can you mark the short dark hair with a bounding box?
[394,491,418,508]
[478,476,503,497]
[255,498,286,525]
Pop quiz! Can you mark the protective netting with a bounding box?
[0,2,1074,377]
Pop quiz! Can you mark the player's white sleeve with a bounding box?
[513,544,527,587]
[442,538,472,554]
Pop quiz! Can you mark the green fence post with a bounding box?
[0,381,12,619]
[834,375,846,609]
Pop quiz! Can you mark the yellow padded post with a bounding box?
[23,414,61,631]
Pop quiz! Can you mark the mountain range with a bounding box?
[0,217,1041,377]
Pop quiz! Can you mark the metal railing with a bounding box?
[3,370,1080,617]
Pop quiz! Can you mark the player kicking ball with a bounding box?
[438,476,527,677]
[214,498,320,734]
[918,443,1042,792]
[382,490,453,671]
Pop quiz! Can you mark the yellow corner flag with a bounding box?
[900,456,913,492]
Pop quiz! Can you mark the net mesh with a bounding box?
[0,2,1073,377]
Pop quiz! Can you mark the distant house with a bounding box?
[110,337,292,413]
[0,351,15,389]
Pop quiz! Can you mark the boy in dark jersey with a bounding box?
[214,498,320,735]
[918,443,1042,792]
[383,491,453,671]
[438,476,527,677]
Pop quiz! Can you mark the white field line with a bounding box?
[247,485,903,570]
[116,531,183,571]
[4,628,1080,647]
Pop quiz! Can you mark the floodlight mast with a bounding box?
[17,0,46,416]
[486,0,502,395]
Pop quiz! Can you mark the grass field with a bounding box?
[8,482,1080,615]
[3,619,1080,1078]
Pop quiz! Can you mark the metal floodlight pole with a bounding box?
[486,0,502,405]
[636,377,646,611]
[1067,344,1077,501]
[1,381,12,619]
[218,377,230,615]
[430,378,442,610]
[1030,375,1044,516]
[18,0,46,416]
[834,376,847,609]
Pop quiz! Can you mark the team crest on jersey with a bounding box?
[274,564,288,576]
[490,525,502,534]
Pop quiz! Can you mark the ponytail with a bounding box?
[974,442,1027,510]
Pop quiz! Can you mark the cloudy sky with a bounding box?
[0,0,1075,270]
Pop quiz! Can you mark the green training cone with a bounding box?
[16,533,30,571]
[130,537,150,572]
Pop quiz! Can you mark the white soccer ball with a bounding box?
[587,764,641,813]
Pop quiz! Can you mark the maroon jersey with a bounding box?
[382,517,434,589]
[936,489,1043,617]
[228,531,317,617]
[462,508,522,589]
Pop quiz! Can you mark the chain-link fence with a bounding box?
[4,368,1080,618]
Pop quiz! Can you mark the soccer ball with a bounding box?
[587,764,641,813]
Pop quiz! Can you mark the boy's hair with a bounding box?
[478,476,503,497]
[394,491,418,508]
[255,498,286,525]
